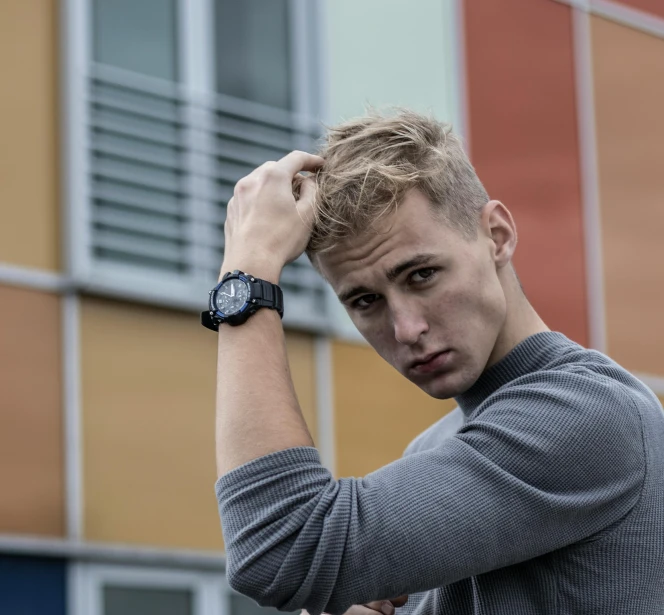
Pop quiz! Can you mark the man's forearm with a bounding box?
[215,262,315,477]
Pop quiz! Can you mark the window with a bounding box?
[93,0,179,81]
[215,0,292,110]
[71,563,298,615]
[230,591,289,615]
[64,0,328,331]
[104,585,194,615]
[72,564,218,615]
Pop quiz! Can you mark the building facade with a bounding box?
[0,0,663,613]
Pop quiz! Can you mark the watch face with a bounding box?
[215,278,249,315]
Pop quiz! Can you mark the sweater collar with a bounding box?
[454,331,576,417]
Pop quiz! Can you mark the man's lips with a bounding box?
[408,350,453,374]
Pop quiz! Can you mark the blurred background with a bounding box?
[0,0,663,613]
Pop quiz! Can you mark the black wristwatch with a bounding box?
[201,270,284,330]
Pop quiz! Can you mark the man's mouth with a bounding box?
[408,350,453,374]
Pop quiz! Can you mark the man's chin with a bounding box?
[415,370,476,400]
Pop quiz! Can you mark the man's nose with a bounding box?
[392,306,429,345]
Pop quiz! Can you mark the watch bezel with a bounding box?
[208,271,256,326]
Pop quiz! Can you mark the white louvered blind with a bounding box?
[80,63,329,331]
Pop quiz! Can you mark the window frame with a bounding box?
[70,562,227,615]
[61,0,328,332]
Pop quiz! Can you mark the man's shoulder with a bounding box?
[509,346,660,417]
[403,407,465,457]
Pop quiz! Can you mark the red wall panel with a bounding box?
[464,0,588,346]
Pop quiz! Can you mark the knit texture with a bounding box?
[216,332,664,614]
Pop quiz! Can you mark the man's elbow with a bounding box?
[225,552,341,615]
[225,554,296,610]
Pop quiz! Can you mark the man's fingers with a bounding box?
[279,150,324,176]
[347,606,393,615]
[362,595,409,615]
[295,177,316,228]
[388,595,409,608]
[362,600,397,615]
[297,175,317,205]
[301,596,408,615]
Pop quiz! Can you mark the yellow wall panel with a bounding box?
[592,18,664,376]
[81,298,220,550]
[284,332,318,442]
[0,1,59,270]
[0,285,65,536]
[81,298,317,550]
[332,341,457,478]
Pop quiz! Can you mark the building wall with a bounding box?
[324,0,459,124]
[464,0,589,346]
[332,341,457,478]
[79,299,319,551]
[0,286,65,537]
[591,15,664,375]
[617,0,664,19]
[0,0,60,271]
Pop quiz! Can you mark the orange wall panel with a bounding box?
[332,341,456,478]
[0,285,65,536]
[81,298,318,550]
[464,0,588,346]
[0,1,59,270]
[592,17,664,376]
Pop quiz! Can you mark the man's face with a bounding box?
[318,189,508,399]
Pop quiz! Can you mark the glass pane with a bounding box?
[104,585,193,615]
[230,592,296,615]
[215,0,292,110]
[94,0,178,81]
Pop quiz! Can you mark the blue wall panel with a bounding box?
[0,555,66,615]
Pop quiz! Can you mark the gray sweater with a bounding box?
[216,332,664,614]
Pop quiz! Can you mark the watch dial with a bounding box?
[215,278,249,315]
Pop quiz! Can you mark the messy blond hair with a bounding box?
[308,108,489,260]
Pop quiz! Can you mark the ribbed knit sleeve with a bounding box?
[216,370,645,615]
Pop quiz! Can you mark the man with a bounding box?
[206,110,664,614]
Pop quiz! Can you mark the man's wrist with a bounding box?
[219,256,283,285]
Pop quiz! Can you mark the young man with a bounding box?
[206,110,664,614]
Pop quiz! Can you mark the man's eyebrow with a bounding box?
[338,285,373,304]
[385,253,438,283]
[337,253,438,304]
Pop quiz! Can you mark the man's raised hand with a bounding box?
[222,151,324,279]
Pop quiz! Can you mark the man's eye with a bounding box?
[411,268,436,283]
[354,294,379,309]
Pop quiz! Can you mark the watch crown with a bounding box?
[250,277,255,282]
[209,311,214,315]
[252,299,256,303]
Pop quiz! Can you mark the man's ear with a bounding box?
[481,200,517,269]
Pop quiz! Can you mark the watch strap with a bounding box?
[201,310,220,332]
[250,279,284,317]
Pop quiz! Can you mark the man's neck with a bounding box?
[486,273,550,369]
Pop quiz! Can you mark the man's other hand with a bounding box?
[302,595,409,615]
